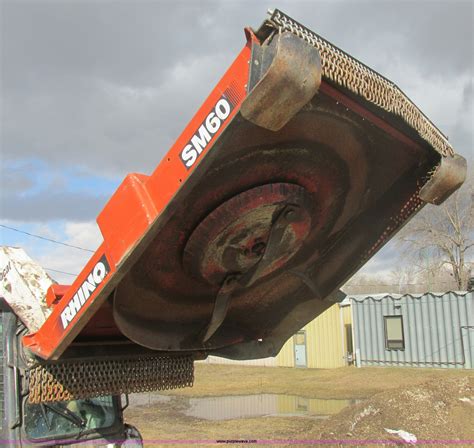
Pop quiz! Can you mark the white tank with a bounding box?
[0,246,52,332]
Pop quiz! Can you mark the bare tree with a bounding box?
[343,273,394,295]
[388,265,418,294]
[397,175,473,290]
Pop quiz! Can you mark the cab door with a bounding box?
[0,301,22,446]
[294,330,307,368]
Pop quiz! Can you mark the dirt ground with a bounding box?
[125,364,474,447]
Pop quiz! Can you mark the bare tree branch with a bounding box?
[396,174,473,290]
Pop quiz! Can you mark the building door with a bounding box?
[345,324,354,364]
[294,330,307,367]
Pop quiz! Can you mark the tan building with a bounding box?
[276,300,352,368]
[204,300,353,369]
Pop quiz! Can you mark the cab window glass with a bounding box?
[25,396,118,440]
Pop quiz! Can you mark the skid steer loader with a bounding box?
[0,248,142,446]
[0,9,466,444]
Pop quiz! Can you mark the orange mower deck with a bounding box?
[23,10,466,361]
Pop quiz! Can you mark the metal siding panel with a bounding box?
[276,337,295,367]
[433,294,443,365]
[452,294,461,368]
[443,294,454,368]
[443,294,453,367]
[393,300,402,365]
[351,291,473,369]
[421,295,430,367]
[339,305,347,364]
[335,305,345,367]
[352,301,361,366]
[380,299,387,364]
[405,296,414,365]
[306,317,316,368]
[360,300,370,366]
[425,295,435,365]
[307,304,344,369]
[374,299,383,364]
[328,307,337,368]
[390,300,399,365]
[361,302,369,366]
[462,293,473,369]
[399,300,406,364]
[314,310,323,368]
[308,304,340,368]
[469,293,474,369]
[411,296,419,365]
[331,304,345,368]
[315,310,324,369]
[416,297,429,361]
[368,299,377,366]
[458,294,468,368]
[436,294,447,367]
[379,299,387,365]
[342,306,352,326]
[443,296,461,369]
[466,294,471,368]
[427,296,441,364]
[449,294,458,369]
[383,298,393,365]
[317,313,323,368]
[319,308,328,368]
[367,300,375,366]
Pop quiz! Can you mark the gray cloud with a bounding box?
[1,168,35,194]
[1,1,471,278]
[1,0,473,178]
[462,77,473,110]
[1,189,109,222]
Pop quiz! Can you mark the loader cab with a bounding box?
[0,298,141,446]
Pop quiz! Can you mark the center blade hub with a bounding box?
[184,183,312,286]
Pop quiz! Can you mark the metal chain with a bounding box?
[269,10,455,158]
[28,354,194,404]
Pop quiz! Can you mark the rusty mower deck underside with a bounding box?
[21,10,466,398]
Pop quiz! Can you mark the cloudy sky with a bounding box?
[1,0,473,283]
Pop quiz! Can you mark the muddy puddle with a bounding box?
[129,393,358,420]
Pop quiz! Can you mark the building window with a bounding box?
[384,315,404,350]
[294,331,305,346]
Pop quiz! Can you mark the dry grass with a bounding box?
[125,365,474,447]
[126,401,310,447]
[164,363,472,399]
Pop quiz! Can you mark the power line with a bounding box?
[0,224,94,253]
[44,267,78,277]
[0,224,464,285]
